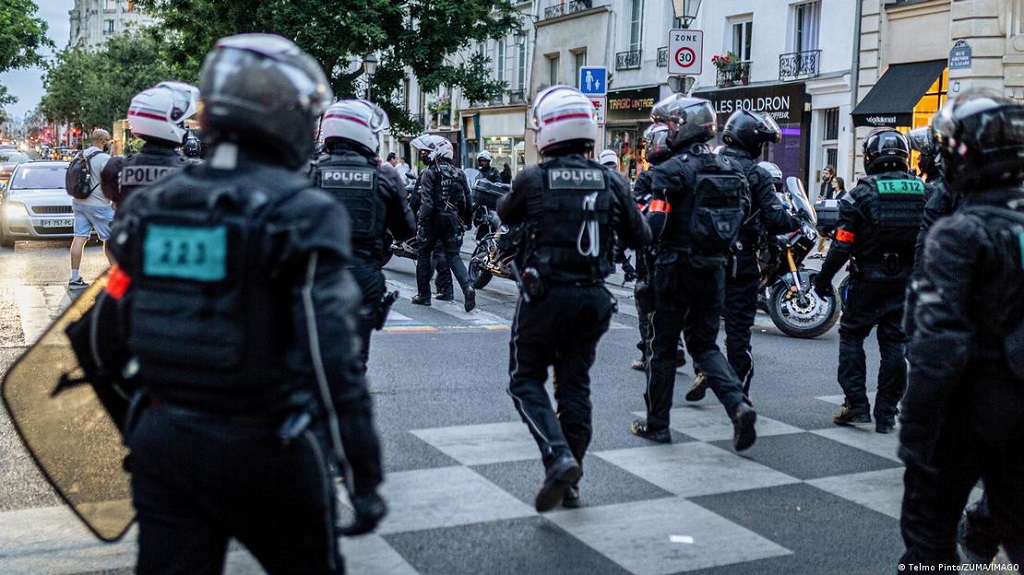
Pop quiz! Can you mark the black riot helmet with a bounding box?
[906,126,940,177]
[722,109,782,157]
[182,137,201,158]
[198,34,333,169]
[933,87,1024,194]
[642,122,673,165]
[862,128,910,174]
[650,94,717,152]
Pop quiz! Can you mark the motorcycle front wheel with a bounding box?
[468,242,493,289]
[767,282,840,339]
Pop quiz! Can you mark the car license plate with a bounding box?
[42,218,74,228]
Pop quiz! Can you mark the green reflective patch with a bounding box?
[876,179,925,195]
[143,224,227,282]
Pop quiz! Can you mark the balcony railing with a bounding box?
[542,0,592,20]
[656,46,668,67]
[616,49,642,71]
[488,93,506,106]
[779,49,821,81]
[716,61,751,88]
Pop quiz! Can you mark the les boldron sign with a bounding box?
[700,83,807,126]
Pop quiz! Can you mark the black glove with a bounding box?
[813,275,834,299]
[341,492,387,536]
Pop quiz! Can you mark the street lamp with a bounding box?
[672,0,702,29]
[363,53,379,101]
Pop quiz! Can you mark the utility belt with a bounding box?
[147,398,318,443]
[851,253,911,282]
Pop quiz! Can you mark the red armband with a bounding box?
[104,265,132,300]
[648,199,670,213]
[834,229,855,244]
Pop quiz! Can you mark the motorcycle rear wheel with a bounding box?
[469,243,493,289]
[768,282,840,339]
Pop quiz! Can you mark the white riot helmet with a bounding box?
[320,99,388,155]
[598,149,619,168]
[477,150,492,163]
[757,161,783,185]
[531,85,597,155]
[430,138,454,162]
[127,81,200,146]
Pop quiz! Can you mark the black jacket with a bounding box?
[417,161,472,224]
[901,186,1024,467]
[720,146,800,244]
[101,142,191,207]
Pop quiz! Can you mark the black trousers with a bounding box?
[900,411,1024,566]
[508,284,614,469]
[644,256,747,429]
[432,248,453,296]
[723,249,760,392]
[129,405,343,575]
[349,260,385,374]
[836,279,908,419]
[416,214,469,299]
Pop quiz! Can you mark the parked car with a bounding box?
[0,150,31,184]
[1,161,73,248]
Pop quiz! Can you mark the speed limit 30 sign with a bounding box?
[667,29,703,76]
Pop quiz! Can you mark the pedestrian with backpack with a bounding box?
[68,129,114,289]
[629,95,758,452]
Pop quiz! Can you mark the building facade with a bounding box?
[68,0,158,50]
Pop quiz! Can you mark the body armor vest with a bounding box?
[659,152,750,254]
[434,163,464,215]
[855,172,925,277]
[117,147,188,204]
[122,172,306,405]
[528,157,616,283]
[314,155,384,261]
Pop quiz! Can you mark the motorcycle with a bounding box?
[757,177,842,339]
[466,180,516,289]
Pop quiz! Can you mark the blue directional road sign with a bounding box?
[578,66,607,96]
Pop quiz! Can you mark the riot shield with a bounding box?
[1,272,134,542]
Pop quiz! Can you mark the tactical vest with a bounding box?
[314,156,384,260]
[528,158,616,283]
[856,173,925,278]
[117,149,188,204]
[122,174,305,399]
[434,163,465,215]
[660,152,750,254]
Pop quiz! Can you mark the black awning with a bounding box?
[851,60,947,128]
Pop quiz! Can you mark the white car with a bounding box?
[0,161,74,248]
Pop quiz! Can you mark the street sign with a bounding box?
[579,66,607,96]
[590,96,606,126]
[667,29,703,76]
[949,39,972,70]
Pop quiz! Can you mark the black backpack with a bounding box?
[66,150,102,200]
[689,153,750,253]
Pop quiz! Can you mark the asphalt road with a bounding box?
[0,241,1015,575]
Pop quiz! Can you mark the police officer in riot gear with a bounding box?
[477,150,501,183]
[100,82,200,208]
[412,138,476,310]
[182,136,202,159]
[899,87,1024,568]
[410,134,456,300]
[500,86,650,512]
[686,110,800,402]
[907,124,956,275]
[106,35,385,573]
[813,128,926,433]
[311,100,415,372]
[630,94,758,452]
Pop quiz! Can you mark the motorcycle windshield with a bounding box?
[1,273,134,542]
[463,168,480,189]
[786,176,817,225]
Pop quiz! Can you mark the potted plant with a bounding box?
[711,52,738,71]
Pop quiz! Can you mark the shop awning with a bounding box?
[850,60,947,128]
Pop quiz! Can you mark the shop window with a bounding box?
[792,1,820,53]
[906,68,947,170]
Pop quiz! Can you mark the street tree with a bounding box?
[41,34,172,132]
[0,0,52,118]
[135,0,522,135]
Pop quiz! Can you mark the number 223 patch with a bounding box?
[143,224,228,282]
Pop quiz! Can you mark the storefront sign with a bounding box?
[606,87,662,121]
[699,82,806,125]
[949,39,972,71]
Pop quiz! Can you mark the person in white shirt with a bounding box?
[69,129,114,289]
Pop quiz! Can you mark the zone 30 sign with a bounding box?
[668,29,703,76]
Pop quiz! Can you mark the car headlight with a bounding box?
[3,202,29,219]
